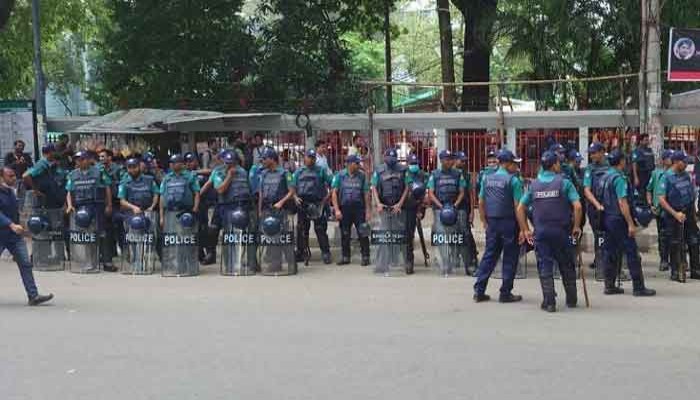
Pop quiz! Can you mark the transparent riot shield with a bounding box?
[258,209,297,276]
[457,210,476,274]
[120,211,156,275]
[371,209,407,276]
[220,207,257,276]
[493,244,529,279]
[430,211,464,276]
[161,210,199,277]
[31,208,65,271]
[68,210,100,273]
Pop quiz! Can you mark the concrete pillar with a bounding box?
[506,127,517,153]
[579,126,589,167]
[372,127,382,162]
[435,128,447,151]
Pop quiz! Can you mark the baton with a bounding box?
[577,241,590,308]
[416,213,430,267]
[680,219,687,283]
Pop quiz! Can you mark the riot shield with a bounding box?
[30,208,65,271]
[220,207,257,276]
[371,209,407,276]
[457,210,476,273]
[68,210,100,273]
[430,211,464,276]
[121,211,157,275]
[258,209,297,276]
[493,244,529,279]
[161,210,199,277]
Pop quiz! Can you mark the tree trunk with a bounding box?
[437,0,457,111]
[384,1,393,112]
[454,0,497,111]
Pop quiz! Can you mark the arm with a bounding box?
[364,190,371,220]
[428,190,442,210]
[120,199,141,214]
[659,195,685,223]
[583,187,604,211]
[66,192,74,214]
[200,179,213,196]
[572,200,583,237]
[479,197,487,229]
[632,162,640,187]
[216,167,235,194]
[454,188,465,208]
[193,192,201,213]
[618,198,636,235]
[332,188,341,220]
[159,196,165,230]
[515,203,531,240]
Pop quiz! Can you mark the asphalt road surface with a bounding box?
[2,256,699,400]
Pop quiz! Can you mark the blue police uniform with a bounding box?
[405,167,426,268]
[292,164,332,260]
[521,169,580,309]
[193,169,217,263]
[333,168,370,263]
[160,170,199,212]
[633,145,655,192]
[474,167,523,299]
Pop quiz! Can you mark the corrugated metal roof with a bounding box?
[71,108,223,134]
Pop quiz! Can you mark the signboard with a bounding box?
[668,28,700,81]
[0,100,38,162]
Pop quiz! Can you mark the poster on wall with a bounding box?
[0,100,38,163]
[668,28,700,82]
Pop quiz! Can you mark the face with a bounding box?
[15,142,24,152]
[347,162,359,174]
[2,169,16,186]
[441,158,452,169]
[99,152,111,164]
[618,158,626,170]
[304,156,315,167]
[316,144,326,155]
[128,164,140,177]
[640,136,649,147]
[679,44,692,58]
[590,151,602,162]
[187,159,198,170]
[486,157,497,168]
[78,158,91,169]
[172,162,184,172]
[504,162,519,174]
[551,161,561,173]
[254,135,263,146]
[663,157,673,168]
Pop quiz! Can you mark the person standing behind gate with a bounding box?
[473,149,524,304]
[332,155,371,266]
[404,154,427,272]
[632,134,655,195]
[454,151,477,274]
[599,150,656,296]
[291,149,333,264]
[658,150,700,281]
[0,167,53,306]
[5,140,33,209]
[516,151,582,312]
[646,149,674,272]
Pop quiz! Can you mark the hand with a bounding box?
[192,206,199,213]
[160,219,165,231]
[376,204,384,214]
[675,211,686,223]
[596,204,604,212]
[628,225,636,238]
[227,167,236,178]
[481,219,488,231]
[105,205,113,217]
[391,204,401,214]
[146,206,154,212]
[417,211,424,220]
[10,223,25,235]
[65,206,74,215]
[435,202,443,210]
[273,201,283,210]
[132,206,143,214]
[572,226,582,241]
[365,210,371,222]
[335,210,342,220]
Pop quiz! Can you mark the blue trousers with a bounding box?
[474,218,518,295]
[1,234,39,299]
[534,228,576,280]
[602,216,643,282]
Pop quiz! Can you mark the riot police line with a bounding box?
[17,140,700,312]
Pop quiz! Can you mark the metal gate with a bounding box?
[319,130,372,173]
[450,130,498,206]
[517,129,579,178]
[665,126,700,155]
[380,130,437,172]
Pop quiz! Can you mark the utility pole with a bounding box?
[642,0,663,159]
[31,0,47,139]
[384,0,392,113]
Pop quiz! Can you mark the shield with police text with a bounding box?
[430,210,465,276]
[161,210,199,277]
[220,207,258,276]
[68,209,100,273]
[258,209,297,276]
[121,211,157,275]
[31,208,65,271]
[371,209,407,276]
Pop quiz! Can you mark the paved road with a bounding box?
[1,256,699,400]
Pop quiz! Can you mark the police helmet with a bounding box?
[302,202,323,220]
[184,152,198,163]
[222,151,237,165]
[75,207,94,228]
[129,214,147,230]
[439,205,458,226]
[407,154,420,165]
[179,212,195,228]
[262,215,282,236]
[634,205,654,228]
[169,154,184,164]
[357,222,371,238]
[262,147,278,161]
[27,215,49,235]
[229,208,249,230]
[410,182,426,200]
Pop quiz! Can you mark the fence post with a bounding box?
[506,127,516,153]
[436,128,447,152]
[579,126,589,167]
[372,127,381,164]
[305,130,316,153]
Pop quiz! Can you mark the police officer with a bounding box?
[600,149,656,296]
[404,154,427,272]
[517,151,582,312]
[203,148,233,239]
[98,149,123,271]
[291,149,333,264]
[159,154,201,229]
[475,150,498,196]
[65,151,113,272]
[658,150,700,281]
[473,149,524,303]
[454,150,477,274]
[371,148,408,216]
[118,158,160,216]
[257,147,294,217]
[23,143,67,211]
[185,152,217,265]
[646,149,674,271]
[141,152,164,185]
[0,167,54,306]
[632,134,655,194]
[332,155,371,266]
[582,142,609,270]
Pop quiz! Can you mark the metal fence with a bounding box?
[380,130,438,173]
[517,128,579,178]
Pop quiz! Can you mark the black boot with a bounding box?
[359,237,370,266]
[336,256,351,266]
[28,293,54,306]
[604,278,624,295]
[539,277,556,312]
[632,278,656,297]
[688,243,700,280]
[563,279,578,308]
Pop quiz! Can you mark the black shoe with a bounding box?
[103,264,118,272]
[322,253,332,265]
[659,262,670,272]
[589,263,596,269]
[202,253,216,265]
[633,287,656,297]
[405,265,414,275]
[337,257,351,266]
[473,293,491,303]
[498,293,523,303]
[604,287,625,295]
[361,257,370,267]
[541,302,556,312]
[28,293,54,306]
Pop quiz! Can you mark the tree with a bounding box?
[437,0,457,110]
[0,0,15,31]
